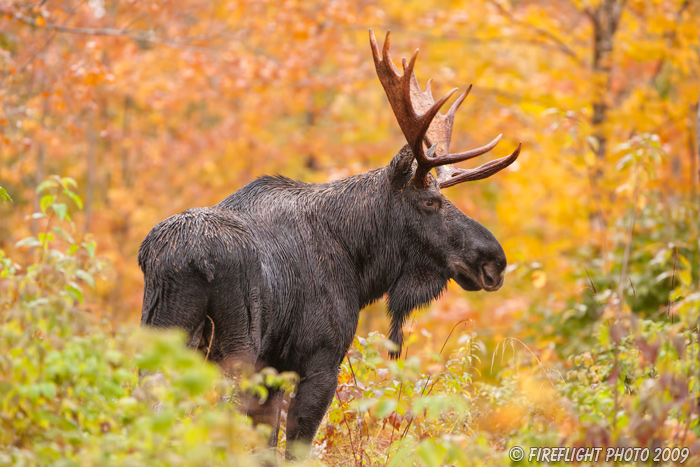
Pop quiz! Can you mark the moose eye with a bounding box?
[422,199,439,210]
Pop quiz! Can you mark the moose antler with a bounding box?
[369,29,522,188]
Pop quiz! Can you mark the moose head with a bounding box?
[368,30,521,356]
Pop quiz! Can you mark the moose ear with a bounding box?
[387,144,415,189]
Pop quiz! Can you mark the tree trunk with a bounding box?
[587,0,626,230]
[121,96,132,187]
[32,140,45,236]
[84,110,97,232]
[32,92,49,236]
[589,0,625,164]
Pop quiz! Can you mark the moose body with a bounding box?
[139,30,521,458]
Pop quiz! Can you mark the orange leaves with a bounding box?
[480,403,524,433]
[0,0,697,327]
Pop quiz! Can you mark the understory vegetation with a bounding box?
[1,175,698,466]
[1,1,699,465]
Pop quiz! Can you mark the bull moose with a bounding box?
[138,30,521,458]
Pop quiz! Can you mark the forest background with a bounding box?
[1,0,699,465]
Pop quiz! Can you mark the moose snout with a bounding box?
[480,261,505,291]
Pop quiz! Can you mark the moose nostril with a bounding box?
[481,262,503,289]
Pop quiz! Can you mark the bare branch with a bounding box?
[2,10,138,37]
[487,0,583,65]
[0,9,227,52]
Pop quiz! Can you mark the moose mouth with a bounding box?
[453,262,504,292]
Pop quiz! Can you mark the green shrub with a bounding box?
[2,176,698,466]
[0,177,270,466]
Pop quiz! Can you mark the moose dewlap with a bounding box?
[138,29,521,459]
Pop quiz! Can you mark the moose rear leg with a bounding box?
[142,279,209,348]
[246,389,284,447]
[285,368,338,460]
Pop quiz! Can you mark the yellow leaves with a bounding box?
[518,101,547,116]
[337,370,353,385]
[147,112,166,127]
[532,270,547,289]
[203,389,221,406]
[622,40,666,62]
[519,372,558,407]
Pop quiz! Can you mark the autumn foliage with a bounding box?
[1,0,699,465]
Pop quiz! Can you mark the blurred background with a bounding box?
[0,0,698,360]
[2,1,700,464]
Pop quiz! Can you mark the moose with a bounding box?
[138,30,521,458]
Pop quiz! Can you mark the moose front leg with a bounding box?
[285,368,338,460]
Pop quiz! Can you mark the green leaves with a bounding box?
[40,194,55,213]
[64,189,83,210]
[64,281,83,303]
[76,269,95,288]
[35,179,59,194]
[0,186,11,202]
[52,203,68,221]
[375,398,398,419]
[416,439,449,467]
[1,252,267,467]
[34,176,83,226]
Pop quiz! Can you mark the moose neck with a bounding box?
[313,164,449,356]
[313,167,405,309]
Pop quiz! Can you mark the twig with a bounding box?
[667,246,678,323]
[345,354,365,461]
[628,277,636,300]
[384,318,415,467]
[612,149,640,438]
[399,319,470,441]
[346,355,358,387]
[438,319,470,356]
[419,320,470,399]
[204,315,215,362]
[403,318,416,360]
[335,389,357,464]
[492,337,563,389]
[584,267,598,294]
[384,381,403,466]
[617,162,640,309]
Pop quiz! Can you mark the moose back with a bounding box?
[138,30,521,458]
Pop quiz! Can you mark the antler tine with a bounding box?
[412,88,458,181]
[402,58,521,186]
[371,29,521,187]
[433,134,502,167]
[446,85,470,119]
[437,143,522,188]
[402,57,488,169]
[370,29,457,186]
